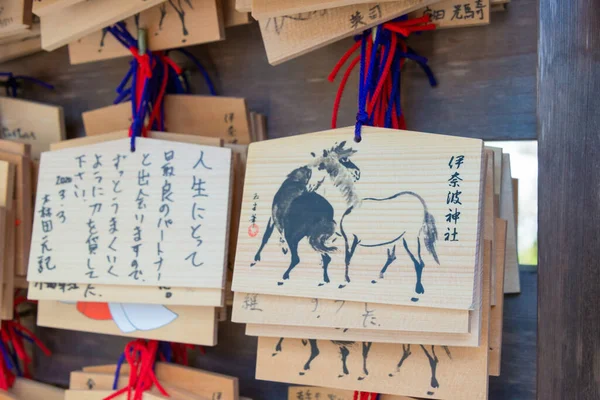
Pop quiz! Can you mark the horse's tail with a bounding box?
[422,209,439,264]
[308,219,337,253]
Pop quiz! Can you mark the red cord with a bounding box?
[331,55,361,129]
[368,33,397,115]
[328,40,361,82]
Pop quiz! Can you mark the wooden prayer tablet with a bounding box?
[38,301,218,345]
[232,126,484,309]
[28,137,233,288]
[0,0,33,36]
[483,149,497,305]
[288,386,415,400]
[500,154,520,293]
[255,241,492,399]
[82,96,252,144]
[236,0,252,12]
[8,378,65,400]
[0,151,32,277]
[224,0,251,28]
[28,281,224,306]
[82,363,239,400]
[69,373,217,399]
[0,35,42,64]
[1,210,16,320]
[489,217,507,376]
[50,131,223,151]
[40,0,168,51]
[233,293,470,333]
[0,97,66,161]
[67,0,224,65]
[33,0,87,17]
[0,23,40,46]
[409,0,491,29]
[258,0,440,65]
[64,390,174,400]
[251,0,400,19]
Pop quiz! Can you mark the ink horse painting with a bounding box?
[252,141,439,303]
[234,128,483,309]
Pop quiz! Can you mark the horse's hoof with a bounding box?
[338,375,345,378]
[338,284,346,289]
[250,262,256,267]
[277,282,284,286]
[358,376,365,381]
[318,283,325,287]
[388,373,394,377]
[411,297,419,302]
[299,372,305,376]
[272,353,277,357]
[371,280,377,284]
[379,273,384,279]
[427,391,435,396]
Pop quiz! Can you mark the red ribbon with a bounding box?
[104,340,169,400]
[353,392,379,400]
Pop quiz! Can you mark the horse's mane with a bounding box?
[311,154,360,207]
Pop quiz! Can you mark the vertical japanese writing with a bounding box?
[248,193,260,237]
[131,153,151,281]
[37,193,56,273]
[445,155,465,242]
[186,151,212,267]
[108,153,127,278]
[224,113,238,144]
[155,150,175,281]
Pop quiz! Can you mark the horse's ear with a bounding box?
[311,152,316,157]
[323,149,328,157]
[338,141,347,150]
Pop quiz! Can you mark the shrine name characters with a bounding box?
[445,154,465,242]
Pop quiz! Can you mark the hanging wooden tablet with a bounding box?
[40,0,168,51]
[0,150,32,277]
[0,35,42,63]
[232,126,484,309]
[37,300,218,345]
[29,131,230,307]
[489,217,507,376]
[288,386,415,400]
[483,149,496,305]
[0,97,66,161]
[258,0,440,65]
[500,154,520,293]
[32,0,86,17]
[64,391,174,400]
[0,22,39,46]
[29,281,223,306]
[81,363,239,400]
[0,0,33,36]
[224,0,251,28]
[233,293,470,333]
[28,137,232,288]
[235,0,252,12]
[251,0,399,19]
[68,0,224,65]
[255,240,492,399]
[82,95,252,144]
[8,378,65,400]
[409,0,490,29]
[0,159,15,319]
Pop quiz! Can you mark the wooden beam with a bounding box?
[538,1,600,399]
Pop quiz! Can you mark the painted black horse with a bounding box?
[252,141,439,300]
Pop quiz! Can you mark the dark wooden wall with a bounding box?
[1,1,542,399]
[538,0,600,399]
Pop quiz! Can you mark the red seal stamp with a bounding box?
[248,224,259,238]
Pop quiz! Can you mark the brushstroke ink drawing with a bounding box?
[251,141,439,301]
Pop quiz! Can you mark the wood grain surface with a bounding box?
[538,0,599,399]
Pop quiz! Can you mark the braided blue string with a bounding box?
[112,351,126,390]
[355,30,371,143]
